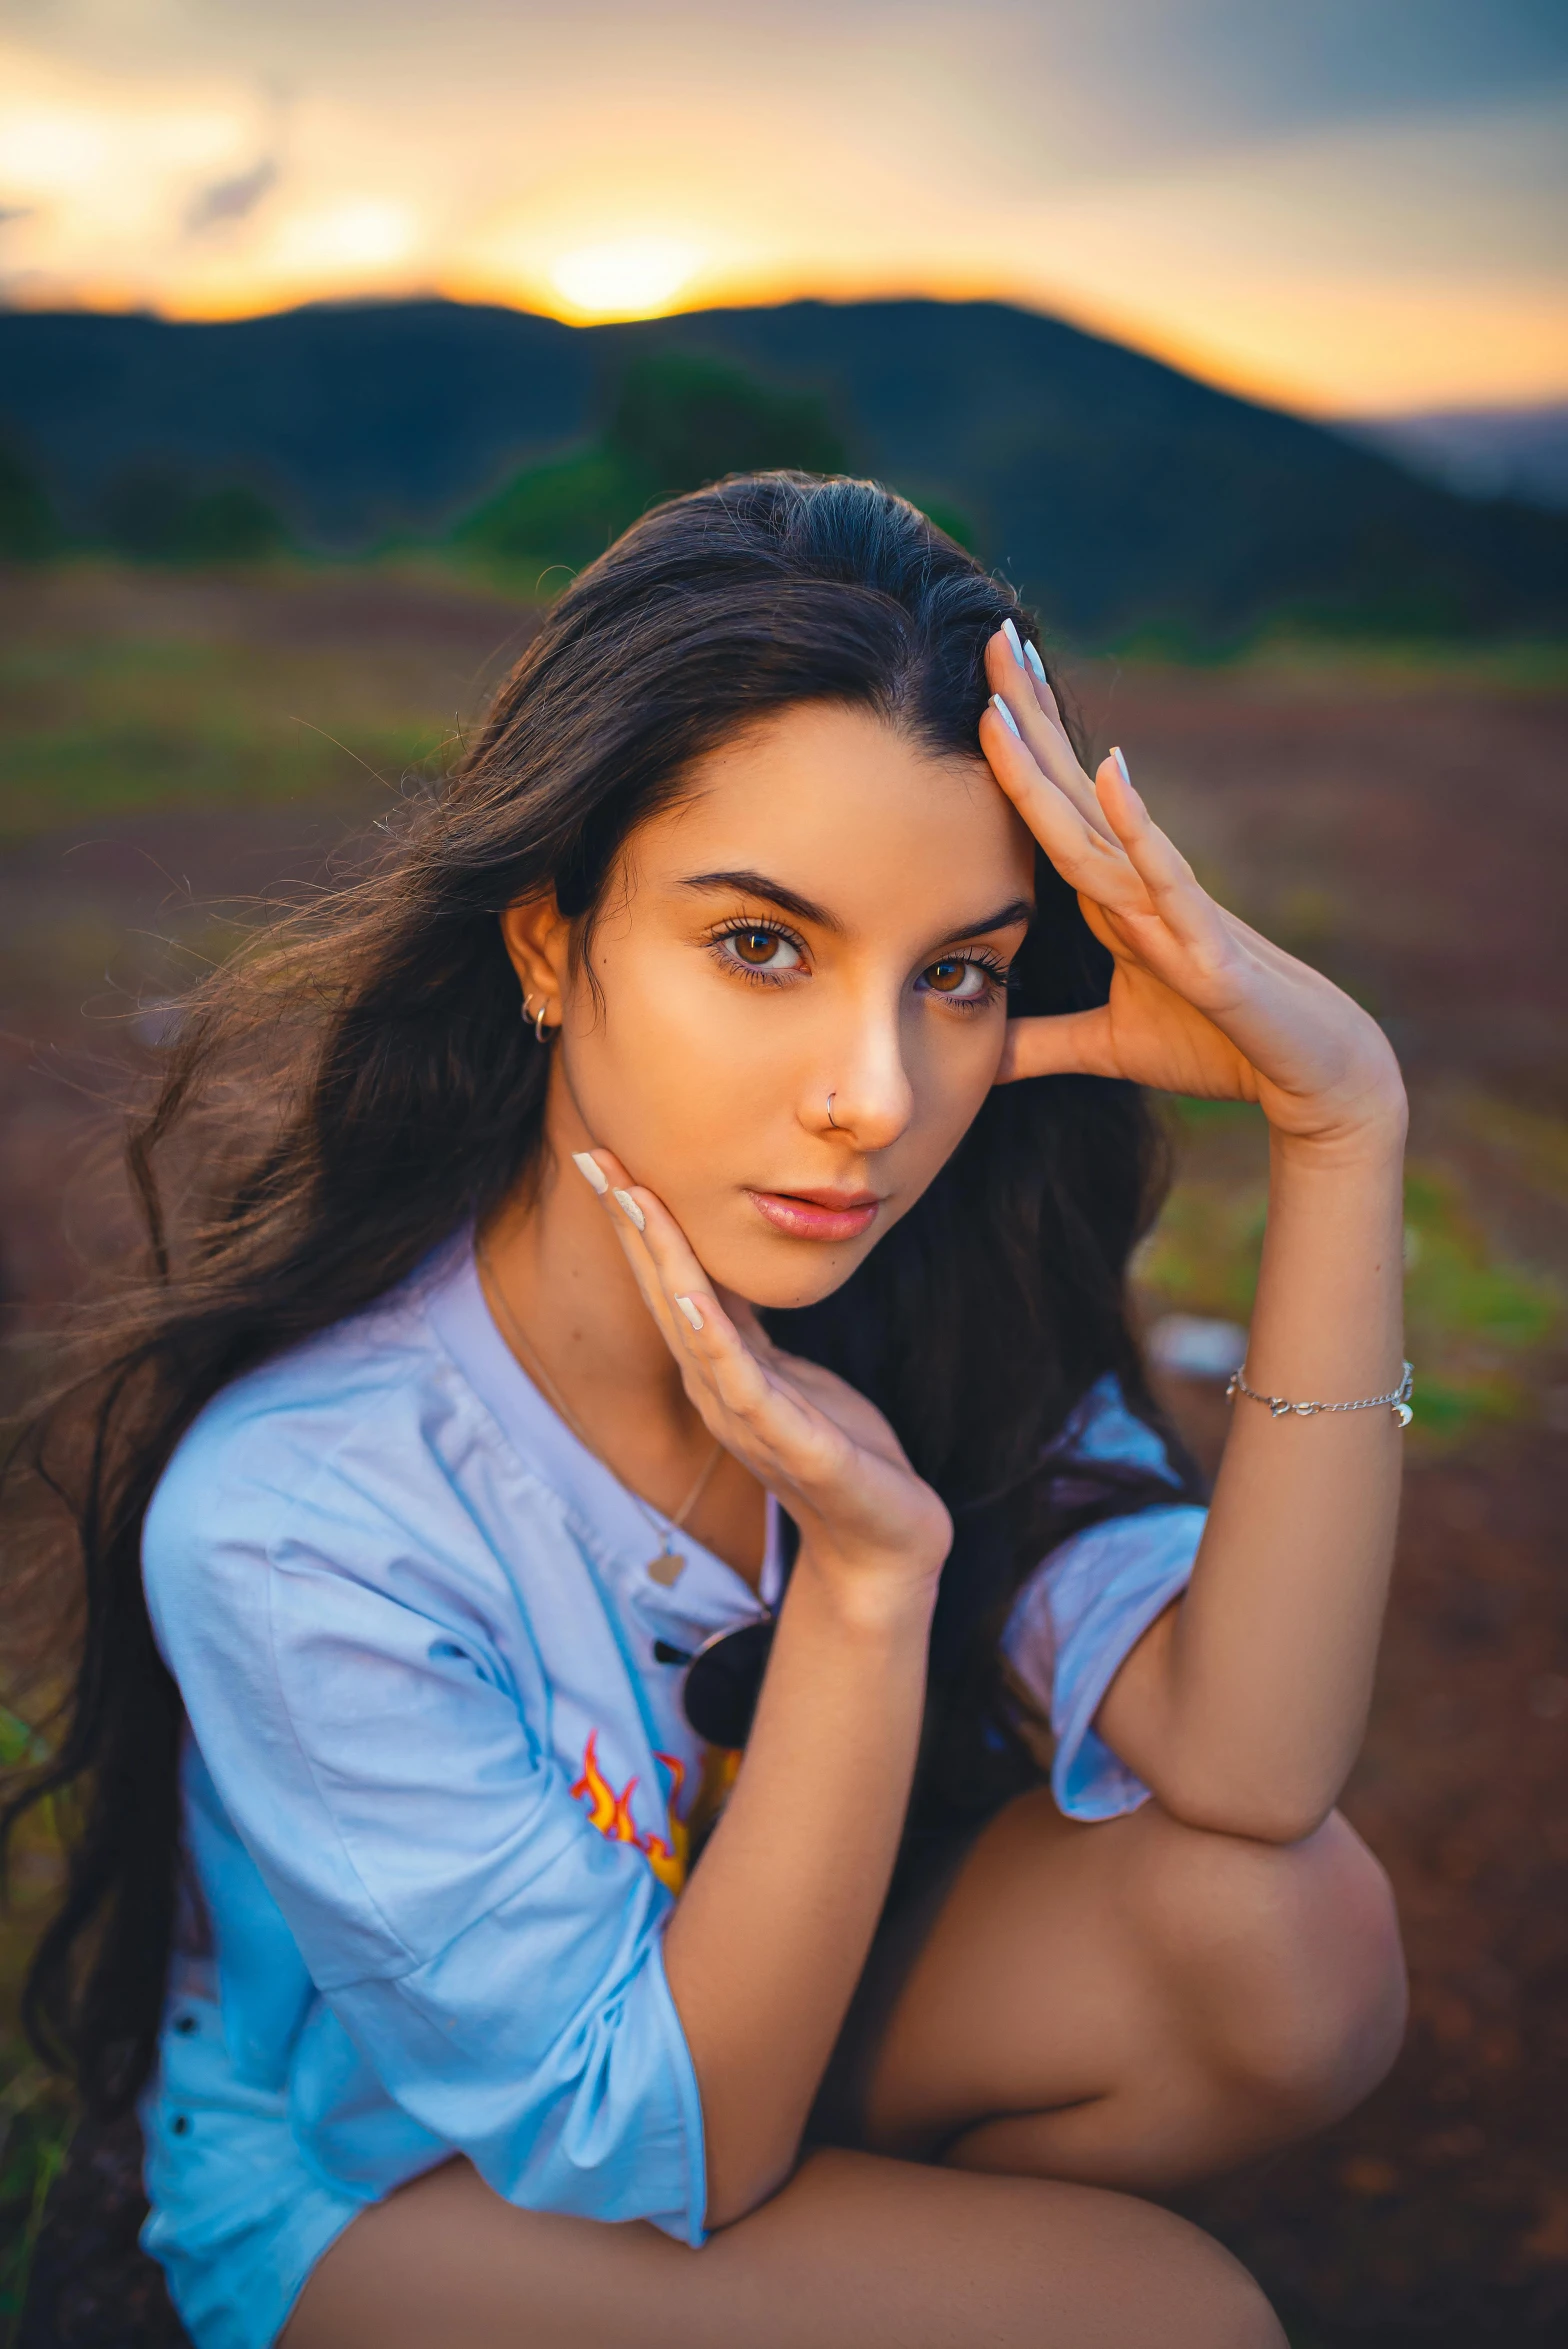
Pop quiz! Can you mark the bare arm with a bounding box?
[1097,1121,1406,1841]
[984,629,1408,1847]
[666,1554,933,2222]
[574,1153,949,2228]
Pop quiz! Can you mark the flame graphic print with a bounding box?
[572,1731,689,1895]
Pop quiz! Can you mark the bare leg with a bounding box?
[284,1792,1399,2346]
[284,2148,1282,2349]
[859,1793,1407,2190]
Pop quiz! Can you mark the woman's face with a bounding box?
[507,701,1036,1309]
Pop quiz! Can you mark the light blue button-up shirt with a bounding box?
[140,1236,1204,2326]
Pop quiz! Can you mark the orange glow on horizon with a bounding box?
[14,254,1564,424]
[2,34,1563,421]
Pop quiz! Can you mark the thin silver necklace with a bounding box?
[477,1239,723,1588]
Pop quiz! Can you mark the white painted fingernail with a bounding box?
[674,1295,704,1332]
[571,1151,610,1194]
[1111,746,1131,787]
[1001,616,1026,669]
[1024,639,1047,684]
[991,693,1021,740]
[611,1187,646,1232]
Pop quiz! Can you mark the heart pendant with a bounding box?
[648,1548,686,1588]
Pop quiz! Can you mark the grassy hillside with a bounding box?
[4,297,1566,644]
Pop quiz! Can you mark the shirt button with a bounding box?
[171,2115,191,2136]
[174,2014,198,2035]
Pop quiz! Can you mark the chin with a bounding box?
[704,1229,875,1314]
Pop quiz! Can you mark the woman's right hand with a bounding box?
[573,1150,951,1612]
[576,1151,949,2221]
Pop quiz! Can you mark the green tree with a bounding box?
[0,437,63,560]
[98,466,289,563]
[450,446,642,575]
[452,350,849,578]
[607,351,847,497]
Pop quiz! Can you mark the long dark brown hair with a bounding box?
[2,471,1195,2116]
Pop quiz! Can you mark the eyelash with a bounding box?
[706,918,1011,1008]
[706,916,808,988]
[923,950,1011,1009]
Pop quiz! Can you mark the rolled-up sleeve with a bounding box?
[145,1446,707,2244]
[1002,1505,1207,1821]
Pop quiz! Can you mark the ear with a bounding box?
[499,893,572,1026]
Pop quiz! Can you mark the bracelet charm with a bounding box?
[1225,1360,1414,1428]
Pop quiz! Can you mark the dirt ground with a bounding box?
[1171,1398,1568,2344]
[2,568,1565,2342]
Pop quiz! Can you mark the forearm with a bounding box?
[1106,1111,1407,1839]
[663,1555,933,2225]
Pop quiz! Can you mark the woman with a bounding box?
[7,475,1409,2347]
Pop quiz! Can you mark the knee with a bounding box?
[1136,1808,1408,2125]
[1123,2217,1287,2349]
[1203,2265,1289,2349]
[1090,2207,1287,2349]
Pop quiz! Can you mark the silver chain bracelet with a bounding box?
[1225,1360,1414,1429]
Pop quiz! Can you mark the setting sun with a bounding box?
[548,236,701,320]
[0,9,1563,415]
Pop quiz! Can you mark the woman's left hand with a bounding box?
[980,631,1405,1152]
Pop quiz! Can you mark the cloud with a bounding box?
[48,1,1566,155]
[185,154,278,234]
[1,4,1563,412]
[1015,0,1568,140]
[1008,97,1568,411]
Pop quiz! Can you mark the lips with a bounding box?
[747,1187,882,1242]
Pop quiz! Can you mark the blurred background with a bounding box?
[0,4,1564,2343]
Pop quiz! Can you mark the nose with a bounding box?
[810,989,914,1154]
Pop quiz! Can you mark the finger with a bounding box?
[570,1154,776,1431]
[613,1182,753,1374]
[637,1215,872,1500]
[580,1158,827,1454]
[574,1154,885,1475]
[577,1151,747,1382]
[1092,755,1301,991]
[985,632,1117,843]
[1085,763,1303,1022]
[992,634,1118,847]
[569,1147,688,1344]
[992,620,1073,742]
[1003,615,1067,728]
[1093,749,1186,887]
[994,1006,1120,1084]
[587,1152,709,1303]
[713,1285,781,1359]
[980,704,1152,914]
[1092,750,1230,958]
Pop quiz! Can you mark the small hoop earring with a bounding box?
[522,996,554,1044]
[826,1092,839,1129]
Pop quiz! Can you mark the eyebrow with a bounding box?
[678,870,1034,948]
[680,869,843,931]
[930,896,1035,949]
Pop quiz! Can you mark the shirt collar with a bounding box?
[420,1235,782,1623]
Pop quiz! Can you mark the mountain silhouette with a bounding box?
[3,295,1563,642]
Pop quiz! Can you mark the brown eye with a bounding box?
[716,926,804,975]
[919,957,992,1001]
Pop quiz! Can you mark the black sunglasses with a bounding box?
[651,1513,798,1748]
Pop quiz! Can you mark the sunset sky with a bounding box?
[1,0,1564,417]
